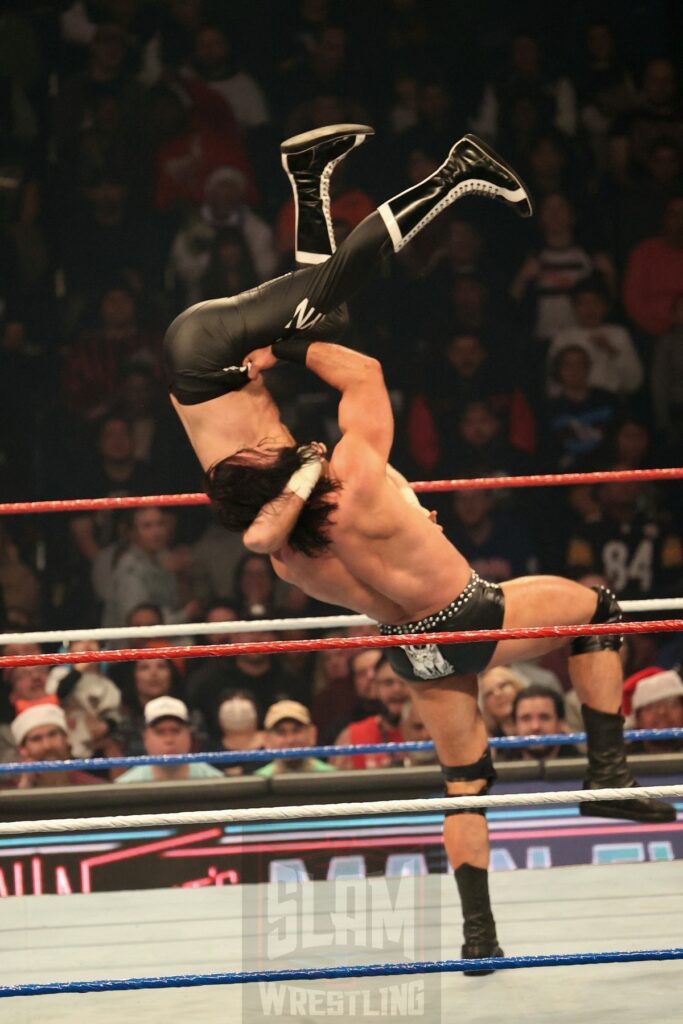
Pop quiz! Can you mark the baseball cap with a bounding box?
[218,695,258,732]
[264,700,311,730]
[11,703,68,747]
[205,165,246,196]
[631,670,683,713]
[144,696,190,726]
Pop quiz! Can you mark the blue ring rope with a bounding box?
[2,948,682,998]
[0,728,681,775]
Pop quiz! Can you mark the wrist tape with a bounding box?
[285,453,323,501]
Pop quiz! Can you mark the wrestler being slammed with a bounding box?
[165,124,531,550]
[166,127,675,972]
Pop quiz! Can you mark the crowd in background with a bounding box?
[1,0,682,780]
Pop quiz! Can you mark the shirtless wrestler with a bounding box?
[210,339,676,971]
[166,127,673,969]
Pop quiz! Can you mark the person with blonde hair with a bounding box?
[478,666,528,744]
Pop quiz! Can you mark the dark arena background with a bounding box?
[0,1,682,1021]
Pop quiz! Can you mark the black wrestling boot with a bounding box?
[580,704,676,823]
[281,123,375,263]
[454,865,503,977]
[378,134,532,252]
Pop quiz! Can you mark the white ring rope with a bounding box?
[1,599,680,647]
[2,785,682,836]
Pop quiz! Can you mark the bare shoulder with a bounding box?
[269,550,293,582]
[330,435,387,499]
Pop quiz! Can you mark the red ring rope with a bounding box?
[1,619,680,669]
[1,468,680,515]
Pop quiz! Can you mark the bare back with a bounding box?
[171,379,290,472]
[273,448,471,624]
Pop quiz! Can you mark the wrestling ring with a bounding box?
[0,466,682,1023]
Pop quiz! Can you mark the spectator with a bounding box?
[334,655,407,769]
[0,523,40,625]
[255,700,335,776]
[113,365,185,470]
[69,415,148,506]
[198,227,259,300]
[542,345,619,470]
[184,24,271,133]
[446,400,532,478]
[310,636,355,744]
[195,597,240,642]
[444,274,504,344]
[68,92,147,201]
[139,0,206,86]
[406,334,536,475]
[118,656,189,756]
[602,139,683,265]
[65,415,149,619]
[471,32,577,143]
[612,57,683,169]
[276,619,316,705]
[4,664,49,716]
[507,684,581,761]
[576,21,636,165]
[185,597,240,684]
[1,644,44,759]
[624,667,683,754]
[0,317,48,501]
[123,603,164,648]
[233,553,277,618]
[280,25,358,117]
[116,696,223,783]
[651,293,683,451]
[602,418,654,472]
[11,703,105,788]
[55,23,143,159]
[186,624,289,732]
[510,192,614,343]
[565,480,683,598]
[623,196,683,338]
[326,648,383,740]
[546,281,643,398]
[45,640,123,759]
[6,177,52,305]
[525,131,577,204]
[445,490,539,583]
[61,171,158,297]
[400,698,438,767]
[61,284,162,421]
[167,166,276,307]
[479,666,527,745]
[100,507,200,627]
[215,691,264,776]
[386,71,419,136]
[150,75,255,213]
[191,522,248,610]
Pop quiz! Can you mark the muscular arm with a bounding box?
[242,343,428,549]
[303,343,394,477]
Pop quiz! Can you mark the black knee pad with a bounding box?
[441,749,496,818]
[570,585,624,656]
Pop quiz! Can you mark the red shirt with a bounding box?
[347,716,403,770]
[623,237,683,336]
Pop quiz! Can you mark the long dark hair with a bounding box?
[206,442,341,556]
